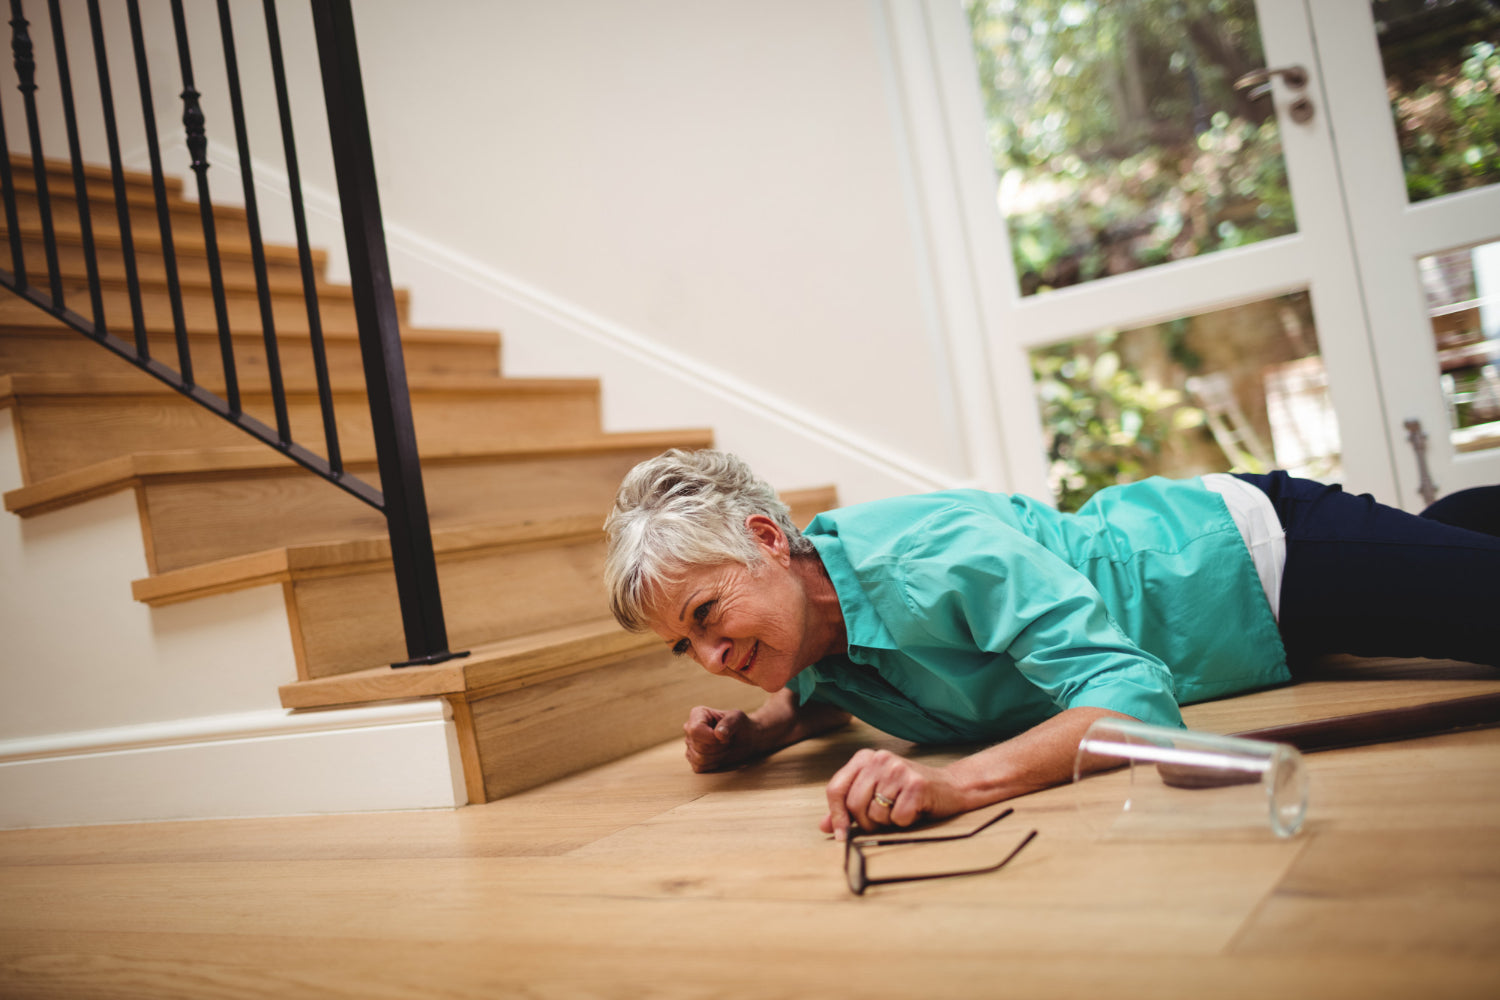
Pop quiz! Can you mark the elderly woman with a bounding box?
[604,449,1500,839]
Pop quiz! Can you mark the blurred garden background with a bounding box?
[962,0,1500,507]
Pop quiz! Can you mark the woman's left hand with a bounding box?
[819,749,969,840]
[819,707,1136,839]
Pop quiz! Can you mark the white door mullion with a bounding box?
[1004,237,1313,349]
[1404,188,1500,257]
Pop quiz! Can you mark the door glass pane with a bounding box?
[963,0,1297,297]
[1420,240,1500,452]
[1031,291,1340,510]
[1376,0,1500,203]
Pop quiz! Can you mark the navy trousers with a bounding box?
[1232,472,1500,668]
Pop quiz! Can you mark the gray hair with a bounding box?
[603,449,814,631]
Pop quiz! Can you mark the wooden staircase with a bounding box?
[1,158,835,807]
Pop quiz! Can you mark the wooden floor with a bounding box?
[3,658,1499,999]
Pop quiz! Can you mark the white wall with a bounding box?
[345,0,1008,500]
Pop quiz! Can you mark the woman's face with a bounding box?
[643,518,823,692]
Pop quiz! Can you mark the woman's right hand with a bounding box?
[682,705,760,772]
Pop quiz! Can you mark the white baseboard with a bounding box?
[0,700,466,829]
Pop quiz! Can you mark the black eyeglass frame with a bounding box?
[843,806,1039,896]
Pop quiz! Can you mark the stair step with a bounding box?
[131,486,838,680]
[0,265,409,336]
[4,428,716,572]
[0,249,375,307]
[5,170,253,241]
[0,322,502,387]
[7,154,183,201]
[3,222,325,285]
[0,370,604,483]
[278,618,768,803]
[279,617,660,708]
[138,512,619,679]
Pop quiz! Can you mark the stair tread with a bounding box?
[277,617,662,709]
[0,320,502,345]
[8,154,183,195]
[0,369,597,397]
[32,267,380,301]
[7,169,242,216]
[131,512,613,606]
[1,258,398,306]
[1,218,323,266]
[3,428,717,516]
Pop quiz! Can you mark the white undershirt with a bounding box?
[1200,473,1286,621]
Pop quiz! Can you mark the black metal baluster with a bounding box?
[85,0,147,355]
[311,0,463,667]
[10,0,62,307]
[0,0,417,560]
[169,0,238,414]
[126,0,191,382]
[48,0,104,334]
[0,83,27,287]
[216,0,289,444]
[264,0,340,472]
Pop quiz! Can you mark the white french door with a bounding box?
[1308,2,1500,499]
[905,0,1500,509]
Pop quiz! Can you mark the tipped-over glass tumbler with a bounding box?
[1073,718,1309,840]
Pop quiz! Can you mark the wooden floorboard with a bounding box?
[3,664,1499,999]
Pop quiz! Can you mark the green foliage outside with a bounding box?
[964,0,1291,506]
[1390,36,1500,202]
[964,0,1295,296]
[1032,333,1205,511]
[967,0,1499,508]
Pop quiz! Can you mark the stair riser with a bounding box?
[0,326,498,389]
[0,275,396,336]
[8,158,181,202]
[283,489,832,680]
[4,234,321,287]
[458,648,766,802]
[136,445,694,573]
[12,242,321,293]
[6,188,252,242]
[7,384,603,482]
[289,534,615,678]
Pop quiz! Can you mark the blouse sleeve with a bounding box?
[892,505,1186,729]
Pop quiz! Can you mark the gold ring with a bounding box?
[872,792,895,809]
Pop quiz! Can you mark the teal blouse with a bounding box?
[783,478,1289,745]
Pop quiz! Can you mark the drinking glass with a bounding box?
[1073,718,1308,839]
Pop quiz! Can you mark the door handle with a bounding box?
[1233,65,1308,99]
[1234,65,1314,124]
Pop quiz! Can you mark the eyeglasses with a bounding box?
[843,807,1038,896]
